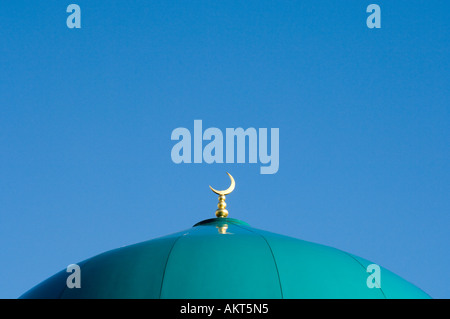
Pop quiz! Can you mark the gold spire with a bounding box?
[209,172,235,218]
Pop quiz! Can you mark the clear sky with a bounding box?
[0,1,448,299]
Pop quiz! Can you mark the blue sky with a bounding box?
[0,1,449,298]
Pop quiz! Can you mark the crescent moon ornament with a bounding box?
[210,172,235,218]
[209,172,235,196]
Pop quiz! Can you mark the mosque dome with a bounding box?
[20,174,430,299]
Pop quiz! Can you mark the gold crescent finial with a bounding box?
[209,172,235,196]
[210,172,235,218]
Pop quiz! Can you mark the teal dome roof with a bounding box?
[20,218,430,299]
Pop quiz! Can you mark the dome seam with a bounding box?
[158,233,185,299]
[233,224,284,299]
[341,251,387,299]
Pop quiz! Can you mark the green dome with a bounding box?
[20,218,430,299]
